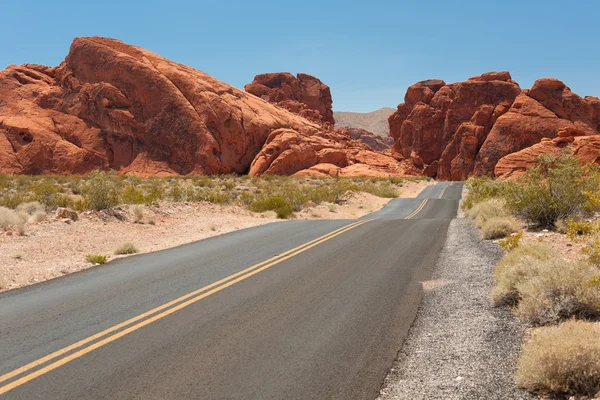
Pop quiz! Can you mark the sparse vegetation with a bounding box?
[85,254,108,264]
[498,231,523,251]
[515,259,600,325]
[491,243,554,307]
[114,243,139,255]
[481,216,520,240]
[517,320,600,396]
[0,172,408,219]
[249,196,294,219]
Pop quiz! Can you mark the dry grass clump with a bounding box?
[515,259,600,325]
[0,206,27,234]
[491,243,555,307]
[492,243,600,325]
[466,198,507,227]
[516,320,600,396]
[114,243,139,255]
[130,205,144,223]
[481,216,520,240]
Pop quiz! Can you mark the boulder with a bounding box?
[245,72,334,125]
[55,207,78,221]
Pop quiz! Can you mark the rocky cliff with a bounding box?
[389,72,600,179]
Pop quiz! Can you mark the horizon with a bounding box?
[2,1,599,113]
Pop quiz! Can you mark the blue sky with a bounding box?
[1,1,598,112]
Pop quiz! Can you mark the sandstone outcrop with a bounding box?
[1,37,410,178]
[494,135,600,179]
[389,72,600,179]
[244,72,334,125]
[248,127,410,177]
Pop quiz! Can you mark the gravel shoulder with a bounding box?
[377,213,534,399]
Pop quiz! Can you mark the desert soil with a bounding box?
[0,180,432,292]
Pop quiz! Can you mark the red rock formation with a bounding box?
[389,73,521,179]
[0,38,327,176]
[245,72,334,125]
[248,128,413,177]
[339,127,393,151]
[389,72,600,179]
[494,135,600,179]
[1,37,418,178]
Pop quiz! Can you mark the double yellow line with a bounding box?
[405,198,429,219]
[0,219,370,395]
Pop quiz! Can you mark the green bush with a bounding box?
[498,231,523,251]
[504,154,600,227]
[85,254,108,264]
[249,196,294,219]
[121,185,145,204]
[82,171,120,211]
[461,177,506,210]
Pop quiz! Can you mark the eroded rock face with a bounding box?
[1,38,416,178]
[248,127,413,177]
[245,72,334,125]
[389,73,521,179]
[389,72,600,179]
[494,135,600,179]
[1,38,327,176]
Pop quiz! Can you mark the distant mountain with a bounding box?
[334,107,396,139]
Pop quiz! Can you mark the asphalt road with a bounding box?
[0,181,462,399]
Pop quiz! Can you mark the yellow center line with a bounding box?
[405,198,429,219]
[438,183,451,199]
[0,219,371,395]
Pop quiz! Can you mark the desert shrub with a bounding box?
[114,243,139,255]
[85,254,107,264]
[504,154,600,227]
[167,186,184,202]
[121,185,145,204]
[16,201,45,215]
[565,219,597,241]
[249,196,294,219]
[130,205,144,223]
[582,234,600,266]
[0,207,18,231]
[491,243,554,307]
[360,181,398,198]
[461,177,506,210]
[0,193,28,209]
[498,231,523,251]
[481,216,520,239]
[466,198,509,228]
[516,320,600,396]
[29,210,47,223]
[81,171,120,211]
[516,259,600,325]
[142,185,164,204]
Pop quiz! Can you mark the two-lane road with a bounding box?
[0,182,462,399]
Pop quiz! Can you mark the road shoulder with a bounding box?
[377,215,534,400]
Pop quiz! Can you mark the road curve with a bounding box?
[0,182,462,399]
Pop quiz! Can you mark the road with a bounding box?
[0,181,462,399]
